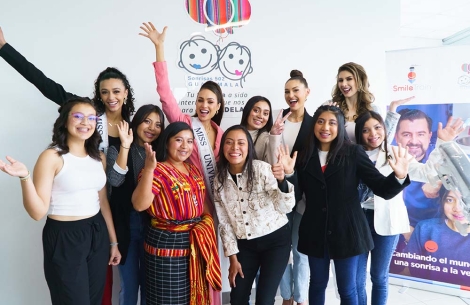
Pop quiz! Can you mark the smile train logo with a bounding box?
[408,66,416,84]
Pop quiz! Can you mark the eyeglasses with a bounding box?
[70,112,98,124]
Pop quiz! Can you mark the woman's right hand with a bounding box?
[0,156,29,178]
[143,143,157,171]
[0,27,6,48]
[139,22,167,47]
[117,121,133,149]
[228,255,244,288]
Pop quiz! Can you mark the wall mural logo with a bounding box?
[392,65,431,92]
[408,66,416,84]
[179,36,253,87]
[185,0,252,36]
[458,63,470,87]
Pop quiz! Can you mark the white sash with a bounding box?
[192,117,216,202]
[97,113,109,155]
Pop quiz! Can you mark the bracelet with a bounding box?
[120,145,130,150]
[110,242,119,247]
[19,171,30,182]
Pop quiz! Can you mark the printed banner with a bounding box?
[386,46,470,296]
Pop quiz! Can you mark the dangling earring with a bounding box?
[216,110,219,115]
[124,98,127,105]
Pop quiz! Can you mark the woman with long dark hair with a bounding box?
[132,122,221,305]
[106,104,165,305]
[296,105,411,305]
[214,125,296,304]
[0,97,121,305]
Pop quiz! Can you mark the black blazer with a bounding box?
[297,144,410,259]
[0,43,81,106]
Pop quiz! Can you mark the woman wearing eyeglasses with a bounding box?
[0,97,121,305]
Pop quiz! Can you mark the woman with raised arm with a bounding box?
[139,22,225,303]
[354,112,463,305]
[106,105,165,305]
[0,97,121,305]
[132,122,221,305]
[296,105,411,305]
[0,27,136,303]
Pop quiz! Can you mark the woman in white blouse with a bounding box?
[214,125,297,305]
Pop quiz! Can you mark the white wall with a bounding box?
[0,0,443,303]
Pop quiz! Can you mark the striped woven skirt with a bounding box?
[144,219,198,305]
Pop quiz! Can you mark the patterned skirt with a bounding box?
[144,219,196,305]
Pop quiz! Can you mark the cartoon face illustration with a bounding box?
[178,35,220,75]
[458,75,470,86]
[218,42,253,88]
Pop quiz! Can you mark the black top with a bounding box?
[0,43,81,106]
[297,144,410,259]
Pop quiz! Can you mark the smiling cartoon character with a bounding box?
[458,75,470,86]
[178,35,220,75]
[218,42,253,88]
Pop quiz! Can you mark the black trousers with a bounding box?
[42,212,109,305]
[230,224,291,305]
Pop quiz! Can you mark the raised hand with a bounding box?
[388,144,413,179]
[270,111,291,135]
[143,143,157,171]
[116,121,133,148]
[139,22,167,47]
[0,156,29,178]
[277,144,297,175]
[389,96,415,113]
[437,116,464,142]
[0,27,6,48]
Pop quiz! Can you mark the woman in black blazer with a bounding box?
[296,105,411,305]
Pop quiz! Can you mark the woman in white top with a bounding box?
[354,111,463,305]
[214,125,297,305]
[0,98,121,305]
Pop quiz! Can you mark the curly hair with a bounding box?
[48,97,102,161]
[331,62,374,121]
[216,125,256,193]
[92,67,136,122]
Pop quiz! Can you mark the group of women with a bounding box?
[0,21,465,305]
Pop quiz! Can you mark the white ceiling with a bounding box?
[400,0,470,40]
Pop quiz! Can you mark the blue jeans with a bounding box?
[118,211,146,305]
[356,209,398,305]
[280,211,310,303]
[308,250,360,305]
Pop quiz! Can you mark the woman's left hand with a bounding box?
[389,144,413,179]
[109,245,122,266]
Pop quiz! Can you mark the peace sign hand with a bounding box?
[270,111,291,135]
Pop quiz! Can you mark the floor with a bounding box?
[231,277,470,305]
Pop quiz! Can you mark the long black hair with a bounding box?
[194,81,225,125]
[355,111,390,166]
[155,122,193,162]
[48,97,102,161]
[296,105,350,169]
[130,104,165,151]
[92,67,136,122]
[216,125,256,193]
[240,96,273,148]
